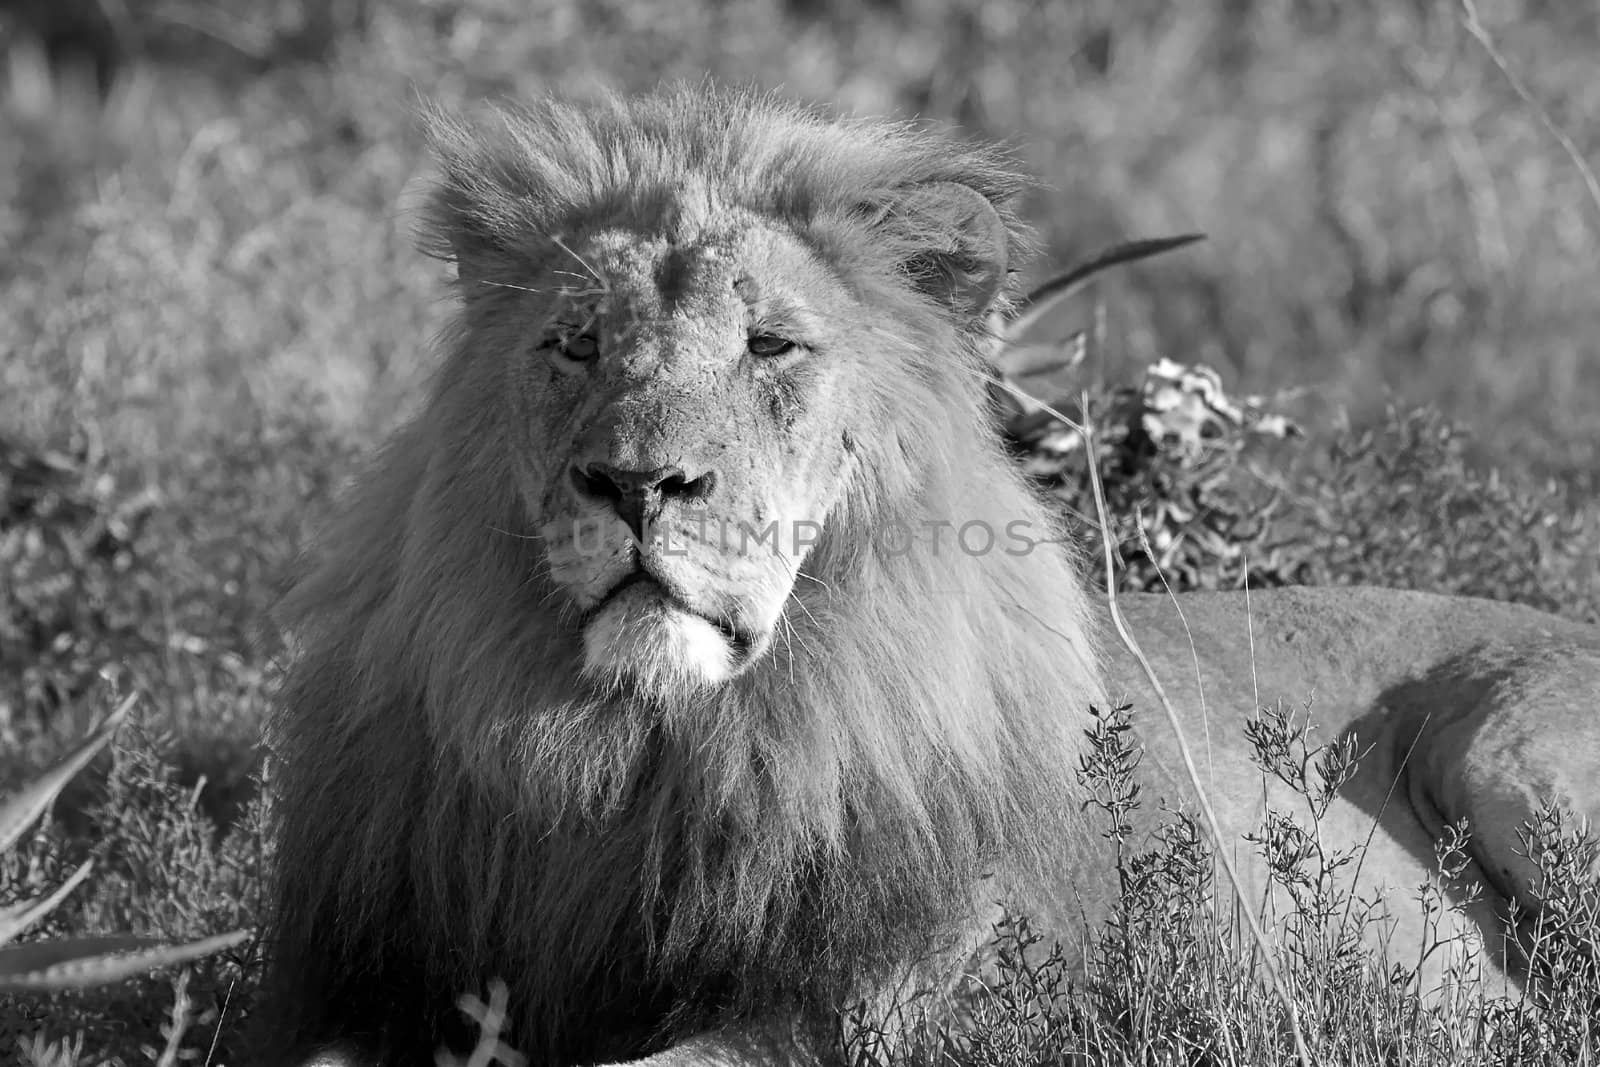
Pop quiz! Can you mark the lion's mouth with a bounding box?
[591,568,758,660]
[595,568,658,607]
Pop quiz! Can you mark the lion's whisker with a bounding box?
[486,523,545,542]
[785,589,822,635]
[551,234,606,287]
[794,569,830,590]
[776,609,796,685]
[782,593,819,661]
[478,279,550,295]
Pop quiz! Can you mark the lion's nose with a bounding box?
[570,462,718,541]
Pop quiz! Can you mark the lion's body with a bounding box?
[261,86,1600,1066]
[1074,589,1600,991]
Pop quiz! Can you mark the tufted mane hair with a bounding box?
[414,85,1037,302]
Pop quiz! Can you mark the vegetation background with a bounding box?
[0,0,1596,1061]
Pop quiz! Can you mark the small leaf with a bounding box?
[0,860,94,946]
[0,929,250,991]
[0,693,135,856]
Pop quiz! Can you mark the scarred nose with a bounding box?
[569,462,718,541]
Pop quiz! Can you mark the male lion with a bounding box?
[262,85,1600,1065]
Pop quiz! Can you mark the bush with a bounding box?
[0,702,256,1060]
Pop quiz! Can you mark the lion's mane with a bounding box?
[263,86,1107,1063]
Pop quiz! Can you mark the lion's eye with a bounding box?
[543,332,598,362]
[562,334,599,361]
[748,333,796,358]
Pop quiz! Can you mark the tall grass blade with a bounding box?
[0,930,250,991]
[0,860,94,946]
[0,694,136,855]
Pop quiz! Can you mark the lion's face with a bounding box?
[419,95,1016,701]
[502,210,863,694]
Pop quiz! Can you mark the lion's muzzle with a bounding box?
[581,569,774,692]
[551,441,800,695]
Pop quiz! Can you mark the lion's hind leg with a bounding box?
[1406,643,1600,948]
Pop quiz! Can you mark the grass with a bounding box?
[1,0,1597,1062]
[849,703,1600,1067]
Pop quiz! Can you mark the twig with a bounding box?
[153,970,192,1067]
[203,978,234,1067]
[1460,0,1600,224]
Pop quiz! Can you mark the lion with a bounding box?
[260,85,1600,1066]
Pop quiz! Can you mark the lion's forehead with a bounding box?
[571,220,837,333]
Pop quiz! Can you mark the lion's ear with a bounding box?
[411,104,533,286]
[423,182,503,285]
[872,181,1011,319]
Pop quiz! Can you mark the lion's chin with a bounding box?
[581,582,763,694]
